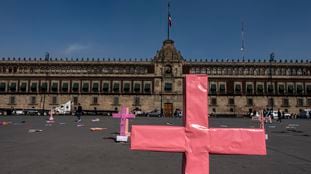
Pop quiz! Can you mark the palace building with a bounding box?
[0,39,311,116]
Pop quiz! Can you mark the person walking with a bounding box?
[277,109,282,123]
[76,103,83,122]
[264,109,272,123]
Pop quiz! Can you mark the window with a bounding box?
[40,82,47,92]
[235,84,241,94]
[206,68,211,74]
[144,83,151,93]
[246,84,253,95]
[287,84,294,95]
[195,67,200,74]
[9,82,17,92]
[296,84,303,95]
[211,98,217,105]
[103,82,110,93]
[307,85,311,95]
[267,84,274,94]
[212,68,218,75]
[62,83,68,92]
[20,82,27,92]
[278,84,285,94]
[228,68,233,75]
[31,83,37,92]
[72,83,79,92]
[73,96,78,105]
[201,68,207,74]
[307,98,311,106]
[219,84,226,94]
[52,96,57,105]
[133,96,140,106]
[51,82,58,92]
[0,82,6,92]
[282,98,289,107]
[164,83,172,92]
[82,83,89,92]
[247,98,253,106]
[297,98,304,107]
[92,83,99,92]
[30,96,36,105]
[9,96,15,105]
[123,83,130,93]
[113,83,120,93]
[228,98,234,105]
[210,84,216,94]
[92,97,98,105]
[257,84,264,94]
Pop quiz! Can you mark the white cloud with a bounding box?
[64,43,90,55]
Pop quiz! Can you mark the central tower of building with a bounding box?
[153,39,184,117]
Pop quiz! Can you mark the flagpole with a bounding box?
[241,21,245,61]
[167,2,170,40]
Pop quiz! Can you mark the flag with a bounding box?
[168,2,172,27]
[168,13,172,27]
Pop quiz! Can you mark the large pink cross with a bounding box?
[131,75,266,174]
[113,106,135,136]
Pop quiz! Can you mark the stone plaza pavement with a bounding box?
[0,116,310,174]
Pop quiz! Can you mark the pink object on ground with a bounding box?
[113,106,135,136]
[48,109,54,121]
[131,75,267,174]
[90,127,107,131]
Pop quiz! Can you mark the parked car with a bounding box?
[25,109,41,116]
[298,111,310,119]
[12,110,25,115]
[146,109,161,117]
[132,108,145,116]
[174,109,182,117]
[284,113,291,119]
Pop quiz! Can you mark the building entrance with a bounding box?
[164,103,173,117]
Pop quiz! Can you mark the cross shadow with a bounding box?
[102,136,117,142]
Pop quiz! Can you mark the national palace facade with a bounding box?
[0,39,311,116]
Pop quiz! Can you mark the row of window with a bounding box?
[190,67,311,76]
[209,83,311,95]
[8,96,141,106]
[0,81,153,94]
[0,66,148,74]
[210,97,311,107]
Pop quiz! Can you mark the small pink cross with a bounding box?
[131,75,266,174]
[113,106,135,136]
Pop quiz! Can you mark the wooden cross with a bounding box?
[131,75,266,174]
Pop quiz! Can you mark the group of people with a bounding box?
[263,109,283,123]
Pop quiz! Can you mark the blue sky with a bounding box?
[0,0,310,60]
